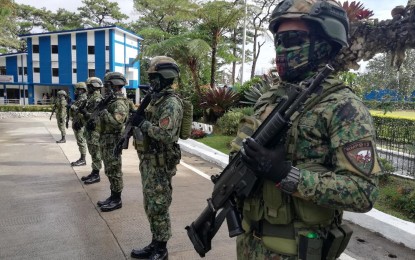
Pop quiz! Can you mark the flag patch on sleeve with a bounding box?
[342,140,374,175]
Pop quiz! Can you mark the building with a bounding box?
[0,25,143,105]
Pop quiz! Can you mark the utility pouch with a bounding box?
[321,224,353,260]
[298,234,323,260]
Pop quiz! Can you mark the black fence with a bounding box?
[374,117,415,177]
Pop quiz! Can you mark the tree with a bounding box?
[197,1,243,88]
[42,9,83,31]
[247,0,278,79]
[78,0,128,27]
[0,0,20,53]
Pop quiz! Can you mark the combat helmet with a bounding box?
[86,77,103,88]
[57,90,67,96]
[104,72,127,87]
[269,0,349,49]
[74,82,87,91]
[147,56,180,79]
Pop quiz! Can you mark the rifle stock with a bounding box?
[50,103,57,120]
[113,85,154,157]
[186,65,334,257]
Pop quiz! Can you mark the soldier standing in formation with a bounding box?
[93,72,129,212]
[230,1,383,259]
[55,90,68,143]
[69,82,88,167]
[80,77,104,185]
[130,56,183,260]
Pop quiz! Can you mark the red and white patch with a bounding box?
[342,141,374,176]
[159,117,170,129]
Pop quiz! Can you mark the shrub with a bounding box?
[216,107,255,136]
[0,105,53,112]
[200,87,240,123]
[190,129,206,139]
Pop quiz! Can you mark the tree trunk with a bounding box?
[334,8,415,72]
[210,33,219,88]
[232,28,237,85]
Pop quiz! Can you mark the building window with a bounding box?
[72,45,76,50]
[24,67,27,75]
[52,45,58,53]
[106,46,110,51]
[73,68,77,73]
[88,69,95,77]
[18,67,23,75]
[52,68,59,77]
[0,66,6,75]
[33,45,39,53]
[88,46,95,55]
[34,67,40,73]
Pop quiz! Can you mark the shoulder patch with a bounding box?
[342,140,374,176]
[159,116,171,129]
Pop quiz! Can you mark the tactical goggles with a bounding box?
[274,30,309,48]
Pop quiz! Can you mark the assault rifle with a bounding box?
[71,99,88,130]
[185,64,334,257]
[49,103,57,120]
[85,92,115,131]
[65,97,73,129]
[113,85,154,157]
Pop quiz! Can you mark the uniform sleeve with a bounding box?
[141,98,182,143]
[101,100,128,131]
[294,97,382,213]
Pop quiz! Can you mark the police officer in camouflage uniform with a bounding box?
[80,77,104,185]
[55,90,68,143]
[95,72,129,212]
[130,56,183,260]
[231,1,383,259]
[69,82,88,167]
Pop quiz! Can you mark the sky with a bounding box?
[14,0,409,81]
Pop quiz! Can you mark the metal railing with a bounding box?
[375,119,415,177]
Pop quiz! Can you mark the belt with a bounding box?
[249,220,295,240]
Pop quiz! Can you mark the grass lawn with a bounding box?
[370,110,415,119]
[195,134,415,222]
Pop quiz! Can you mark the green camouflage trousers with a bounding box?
[100,133,123,193]
[237,232,296,260]
[139,152,176,242]
[74,127,87,155]
[87,142,102,171]
[56,116,66,136]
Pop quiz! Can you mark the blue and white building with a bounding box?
[0,25,143,105]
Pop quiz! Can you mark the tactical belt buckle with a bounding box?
[252,230,262,240]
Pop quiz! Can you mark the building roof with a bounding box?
[0,52,27,58]
[19,25,143,41]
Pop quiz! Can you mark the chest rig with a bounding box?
[240,77,348,257]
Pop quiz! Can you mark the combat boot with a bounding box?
[71,154,86,167]
[80,172,93,181]
[97,190,114,207]
[131,239,156,259]
[84,170,100,185]
[56,136,66,143]
[149,241,168,260]
[100,191,122,212]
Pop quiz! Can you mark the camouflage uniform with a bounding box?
[84,90,103,172]
[55,91,67,141]
[232,1,382,259]
[135,87,183,242]
[98,92,129,193]
[70,91,88,157]
[131,56,182,260]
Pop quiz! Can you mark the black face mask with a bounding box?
[149,74,163,92]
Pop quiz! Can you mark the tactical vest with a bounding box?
[100,95,129,134]
[133,92,182,170]
[233,77,348,256]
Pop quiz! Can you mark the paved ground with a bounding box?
[0,116,414,260]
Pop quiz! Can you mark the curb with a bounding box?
[178,138,415,250]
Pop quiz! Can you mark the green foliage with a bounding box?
[364,101,415,111]
[78,0,128,27]
[240,75,274,106]
[200,87,240,123]
[372,115,415,144]
[196,134,235,154]
[0,105,53,112]
[216,107,254,136]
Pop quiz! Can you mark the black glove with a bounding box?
[241,137,291,183]
[59,119,64,124]
[79,108,87,115]
[86,119,96,131]
[65,121,69,129]
[131,113,146,127]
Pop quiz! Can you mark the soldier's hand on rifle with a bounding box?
[241,137,292,183]
[65,121,69,129]
[86,119,96,131]
[131,114,146,127]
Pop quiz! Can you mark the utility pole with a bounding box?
[240,0,247,84]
